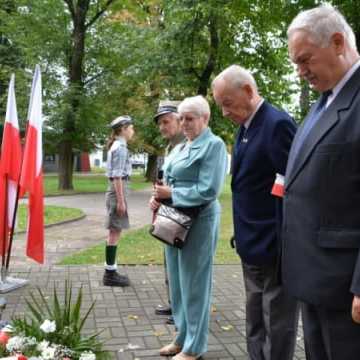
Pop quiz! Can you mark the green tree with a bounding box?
[3,0,121,189]
[58,0,117,189]
[4,0,342,186]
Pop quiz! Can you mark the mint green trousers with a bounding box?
[165,206,220,356]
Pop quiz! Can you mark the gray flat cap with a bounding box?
[154,100,180,123]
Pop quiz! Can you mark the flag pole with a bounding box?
[0,177,28,292]
[1,175,8,282]
[0,124,29,293]
[4,123,28,276]
[4,182,21,274]
[0,175,7,312]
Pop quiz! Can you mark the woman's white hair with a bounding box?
[212,64,257,91]
[178,95,210,118]
[287,3,357,50]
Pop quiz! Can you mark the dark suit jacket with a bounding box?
[232,101,296,265]
[282,66,360,310]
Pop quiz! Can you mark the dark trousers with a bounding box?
[242,260,299,360]
[302,302,360,360]
[164,249,170,304]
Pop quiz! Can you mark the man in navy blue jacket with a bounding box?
[212,65,298,360]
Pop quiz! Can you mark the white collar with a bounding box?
[327,58,360,107]
[115,136,127,144]
[244,99,264,129]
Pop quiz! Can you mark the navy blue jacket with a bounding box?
[232,101,296,265]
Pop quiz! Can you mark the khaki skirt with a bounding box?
[105,181,130,230]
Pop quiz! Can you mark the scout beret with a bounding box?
[109,115,133,129]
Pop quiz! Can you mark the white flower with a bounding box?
[5,335,37,352]
[37,339,50,352]
[40,319,56,333]
[1,324,14,333]
[41,345,57,360]
[6,335,26,352]
[79,350,96,360]
[26,336,38,346]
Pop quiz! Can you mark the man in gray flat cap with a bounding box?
[151,101,184,324]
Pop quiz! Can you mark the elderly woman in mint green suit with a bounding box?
[152,95,227,360]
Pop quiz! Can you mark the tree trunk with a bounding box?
[145,154,158,182]
[197,14,219,96]
[58,141,74,189]
[58,0,88,189]
[58,0,114,189]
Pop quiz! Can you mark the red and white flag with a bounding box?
[0,74,22,256]
[271,173,285,198]
[19,65,44,263]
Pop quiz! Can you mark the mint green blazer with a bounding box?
[163,127,227,217]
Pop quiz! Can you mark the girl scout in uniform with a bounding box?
[152,96,227,360]
[103,115,134,287]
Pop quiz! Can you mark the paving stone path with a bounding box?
[2,189,305,359]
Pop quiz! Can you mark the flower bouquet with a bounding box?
[0,281,110,360]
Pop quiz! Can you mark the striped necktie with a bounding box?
[234,125,246,156]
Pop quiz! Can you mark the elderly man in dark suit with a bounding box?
[283,4,360,360]
[212,65,298,360]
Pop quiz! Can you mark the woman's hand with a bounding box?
[149,196,161,211]
[116,199,127,216]
[153,184,172,200]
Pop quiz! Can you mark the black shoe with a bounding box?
[103,271,130,287]
[166,315,175,325]
[155,305,172,316]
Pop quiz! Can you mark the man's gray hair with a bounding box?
[212,65,257,91]
[287,3,357,50]
[178,95,210,118]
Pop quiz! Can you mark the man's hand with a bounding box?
[352,295,360,323]
[116,199,126,216]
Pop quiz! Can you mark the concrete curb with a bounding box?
[14,213,87,235]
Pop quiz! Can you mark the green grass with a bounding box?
[44,172,150,196]
[59,177,239,265]
[17,204,84,232]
